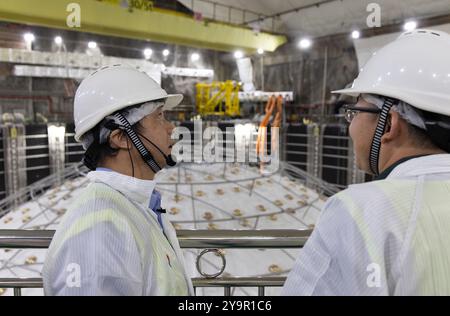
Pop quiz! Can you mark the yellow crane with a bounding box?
[196,81,241,117]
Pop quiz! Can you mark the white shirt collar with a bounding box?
[387,154,450,179]
[87,170,156,207]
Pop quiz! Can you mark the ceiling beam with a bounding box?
[243,0,337,26]
[0,0,287,53]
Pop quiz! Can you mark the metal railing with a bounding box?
[0,163,88,218]
[0,229,311,296]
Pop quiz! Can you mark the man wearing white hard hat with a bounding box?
[283,30,450,295]
[42,65,194,296]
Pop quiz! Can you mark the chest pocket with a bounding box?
[144,219,189,296]
[98,183,189,296]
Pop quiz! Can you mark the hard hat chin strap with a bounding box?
[113,112,162,174]
[369,98,398,175]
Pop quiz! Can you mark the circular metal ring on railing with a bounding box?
[196,249,226,279]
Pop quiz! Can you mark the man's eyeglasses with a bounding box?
[344,105,381,123]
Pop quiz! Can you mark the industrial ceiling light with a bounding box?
[298,38,312,50]
[88,41,97,49]
[257,48,264,55]
[143,48,153,59]
[234,50,244,59]
[404,21,418,31]
[191,53,200,62]
[54,36,63,45]
[351,30,361,39]
[163,49,170,57]
[23,33,35,43]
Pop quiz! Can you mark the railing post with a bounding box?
[14,288,21,296]
[258,286,265,296]
[224,286,231,296]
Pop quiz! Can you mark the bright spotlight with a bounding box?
[351,30,361,39]
[54,36,63,45]
[143,48,153,59]
[191,53,200,62]
[299,38,312,50]
[404,21,418,31]
[88,41,97,49]
[23,33,35,43]
[234,51,244,59]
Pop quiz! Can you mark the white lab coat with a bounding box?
[282,154,450,296]
[42,170,194,296]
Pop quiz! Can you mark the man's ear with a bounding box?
[108,129,129,150]
[381,111,402,144]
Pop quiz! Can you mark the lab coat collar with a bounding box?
[387,154,450,179]
[376,154,430,180]
[87,170,156,208]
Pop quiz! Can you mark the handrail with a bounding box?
[0,229,309,296]
[177,229,311,248]
[0,229,55,249]
[0,277,288,296]
[191,277,286,288]
[0,277,287,289]
[0,229,312,249]
[0,278,43,288]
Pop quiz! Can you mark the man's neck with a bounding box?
[97,161,156,180]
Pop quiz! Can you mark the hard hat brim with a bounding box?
[331,88,360,97]
[162,94,183,111]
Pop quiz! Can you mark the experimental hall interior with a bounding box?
[0,0,450,297]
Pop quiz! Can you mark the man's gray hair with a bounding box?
[361,94,426,130]
[81,101,165,150]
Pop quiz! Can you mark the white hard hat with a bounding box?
[74,64,183,142]
[333,29,450,117]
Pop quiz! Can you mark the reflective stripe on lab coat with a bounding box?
[42,171,193,296]
[282,154,450,296]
